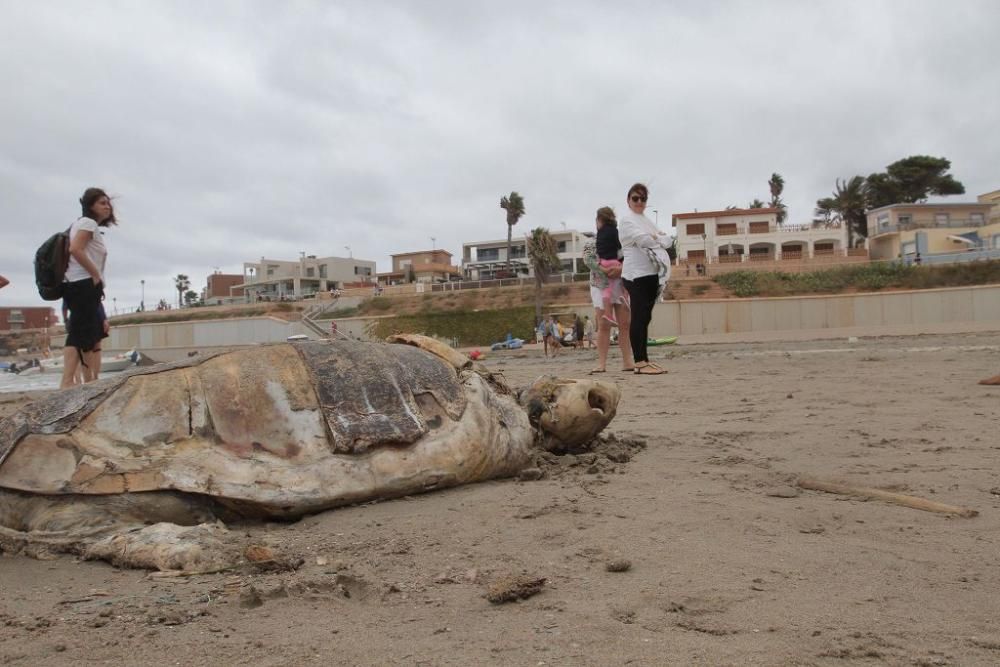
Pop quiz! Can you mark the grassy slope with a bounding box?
[714,260,1000,298]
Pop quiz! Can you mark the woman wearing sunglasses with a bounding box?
[618,183,671,375]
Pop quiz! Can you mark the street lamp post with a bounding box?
[430,237,436,250]
[652,209,659,228]
[112,297,117,315]
[344,245,352,258]
[140,279,145,311]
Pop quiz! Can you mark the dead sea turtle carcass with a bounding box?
[0,335,620,571]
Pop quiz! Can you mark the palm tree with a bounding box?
[824,176,867,248]
[813,196,837,227]
[526,227,561,326]
[500,192,526,272]
[174,274,190,308]
[748,198,766,209]
[768,173,787,224]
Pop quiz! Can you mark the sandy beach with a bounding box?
[2,331,1000,666]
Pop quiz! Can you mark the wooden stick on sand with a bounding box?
[797,477,978,518]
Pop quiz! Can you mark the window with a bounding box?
[717,223,737,236]
[509,245,526,258]
[319,264,327,278]
[898,215,912,227]
[934,212,950,225]
[687,249,705,259]
[557,241,567,253]
[686,223,705,236]
[354,266,372,276]
[477,248,500,261]
[970,213,984,225]
[749,221,769,234]
[305,267,315,277]
[876,213,889,230]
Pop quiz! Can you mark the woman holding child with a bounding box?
[583,206,634,374]
[618,183,671,375]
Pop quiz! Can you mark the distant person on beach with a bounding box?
[583,315,595,348]
[914,252,922,265]
[544,315,562,357]
[61,187,115,389]
[573,314,585,349]
[619,183,671,375]
[583,207,634,374]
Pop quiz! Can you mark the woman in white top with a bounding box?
[61,187,116,388]
[618,183,671,375]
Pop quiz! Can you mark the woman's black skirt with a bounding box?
[64,279,107,352]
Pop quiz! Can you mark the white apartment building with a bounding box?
[461,229,588,280]
[671,208,851,263]
[236,254,377,300]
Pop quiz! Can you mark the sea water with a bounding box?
[0,369,127,394]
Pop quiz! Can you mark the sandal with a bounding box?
[620,367,635,372]
[634,363,666,375]
[588,368,607,375]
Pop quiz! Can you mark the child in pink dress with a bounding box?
[596,219,624,325]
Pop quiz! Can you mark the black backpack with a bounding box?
[34,227,71,301]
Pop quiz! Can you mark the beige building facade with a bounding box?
[237,254,377,300]
[672,208,851,263]
[978,189,1000,223]
[866,202,995,260]
[377,250,461,285]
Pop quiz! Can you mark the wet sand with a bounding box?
[2,332,1000,666]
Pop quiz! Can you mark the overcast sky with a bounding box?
[2,0,997,312]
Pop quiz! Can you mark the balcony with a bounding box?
[697,222,844,236]
[873,218,987,236]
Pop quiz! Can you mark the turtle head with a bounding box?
[518,376,621,452]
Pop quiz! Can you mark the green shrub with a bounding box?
[714,260,1000,297]
[315,306,359,319]
[366,306,537,346]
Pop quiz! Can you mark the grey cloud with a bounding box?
[1,0,998,310]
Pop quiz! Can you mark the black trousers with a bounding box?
[624,274,659,364]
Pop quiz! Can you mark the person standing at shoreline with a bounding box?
[583,315,595,348]
[61,187,116,388]
[583,207,634,374]
[618,183,671,375]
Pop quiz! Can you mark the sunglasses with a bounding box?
[630,195,647,203]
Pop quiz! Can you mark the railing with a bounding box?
[691,222,844,236]
[874,218,987,235]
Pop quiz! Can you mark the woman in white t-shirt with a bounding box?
[618,183,671,375]
[61,187,116,388]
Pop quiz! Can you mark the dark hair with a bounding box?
[627,183,648,201]
[596,206,617,227]
[80,187,117,226]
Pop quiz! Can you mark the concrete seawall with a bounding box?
[106,284,1000,359]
